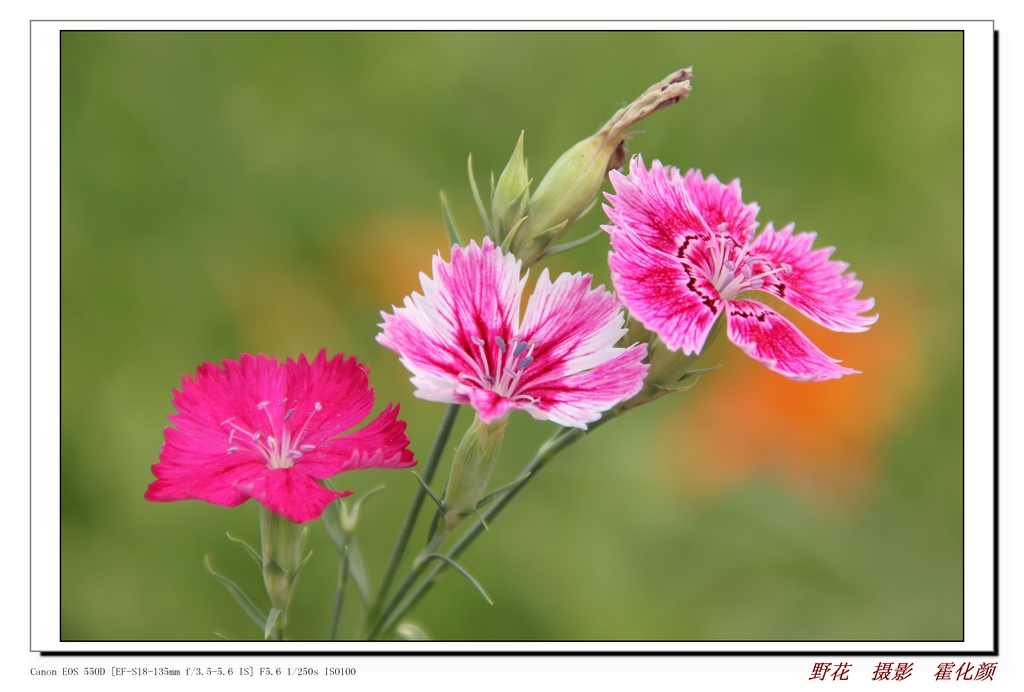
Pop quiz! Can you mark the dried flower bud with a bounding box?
[509,68,693,266]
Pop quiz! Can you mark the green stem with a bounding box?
[328,544,350,640]
[367,404,460,628]
[370,420,601,639]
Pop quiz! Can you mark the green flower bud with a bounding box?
[510,68,693,266]
[490,131,531,244]
[440,415,508,535]
[259,506,308,633]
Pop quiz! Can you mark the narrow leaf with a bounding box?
[422,553,493,605]
[460,508,489,532]
[678,364,722,382]
[320,500,347,556]
[204,555,267,630]
[346,537,372,609]
[499,214,530,253]
[477,472,532,509]
[439,191,463,246]
[546,229,604,256]
[225,532,262,567]
[411,471,444,511]
[468,154,494,238]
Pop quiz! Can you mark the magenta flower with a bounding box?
[377,238,648,429]
[146,350,415,524]
[604,156,877,381]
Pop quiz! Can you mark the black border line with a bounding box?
[41,22,995,657]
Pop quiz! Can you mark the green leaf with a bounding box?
[545,229,604,256]
[225,532,262,567]
[467,153,494,239]
[477,472,532,509]
[439,191,463,246]
[411,471,444,511]
[320,500,347,556]
[346,537,372,609]
[421,553,493,605]
[204,555,267,631]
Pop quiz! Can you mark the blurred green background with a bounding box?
[60,31,963,641]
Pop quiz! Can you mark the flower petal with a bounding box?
[518,269,630,380]
[283,350,376,445]
[726,299,857,381]
[146,441,265,508]
[522,343,649,429]
[377,238,525,403]
[749,222,878,332]
[167,354,288,455]
[603,155,713,254]
[609,226,723,355]
[680,169,760,245]
[235,468,352,524]
[293,404,416,476]
[467,388,519,424]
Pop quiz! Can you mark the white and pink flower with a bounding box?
[377,238,648,429]
[604,156,877,382]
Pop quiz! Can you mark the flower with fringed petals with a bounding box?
[604,155,877,382]
[377,237,648,429]
[146,349,415,524]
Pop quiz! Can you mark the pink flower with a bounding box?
[377,238,648,429]
[146,350,415,523]
[604,156,877,381]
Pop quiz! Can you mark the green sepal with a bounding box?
[677,364,721,383]
[396,622,430,641]
[545,228,604,257]
[439,191,463,247]
[476,472,532,509]
[226,532,262,568]
[420,553,493,605]
[411,471,444,511]
[264,608,283,640]
[204,555,267,631]
[467,154,494,240]
[512,220,568,266]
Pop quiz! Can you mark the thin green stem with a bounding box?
[367,404,461,628]
[328,545,350,640]
[371,422,596,639]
